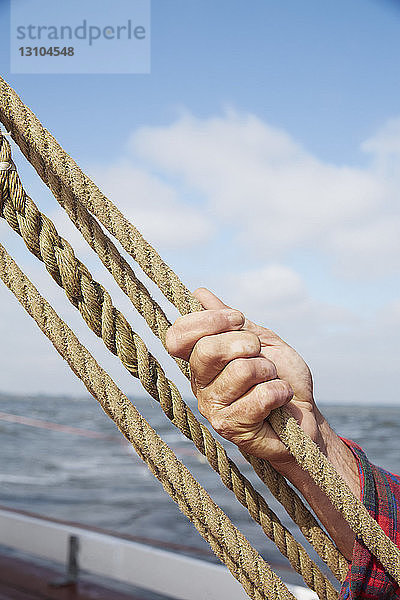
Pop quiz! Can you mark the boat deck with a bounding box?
[0,506,315,600]
[0,551,154,600]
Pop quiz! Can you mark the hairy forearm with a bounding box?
[274,410,360,561]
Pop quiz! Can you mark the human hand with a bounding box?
[166,287,325,475]
[167,288,361,559]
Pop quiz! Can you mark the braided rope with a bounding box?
[0,133,338,600]
[27,159,191,378]
[0,75,200,316]
[0,102,348,581]
[241,451,348,581]
[1,76,399,586]
[0,242,299,600]
[59,191,347,581]
[0,77,348,579]
[268,408,400,584]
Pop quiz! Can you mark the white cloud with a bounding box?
[330,215,400,277]
[362,117,400,158]
[223,265,308,321]
[87,160,213,249]
[379,298,400,328]
[309,303,400,405]
[220,264,354,340]
[130,110,399,278]
[205,264,399,404]
[1,109,399,403]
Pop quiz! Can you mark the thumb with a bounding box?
[192,287,232,310]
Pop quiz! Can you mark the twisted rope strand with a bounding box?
[0,75,201,316]
[0,137,337,600]
[241,451,349,582]
[37,160,190,378]
[2,76,399,586]
[0,243,298,600]
[0,79,349,579]
[0,116,348,582]
[269,408,400,585]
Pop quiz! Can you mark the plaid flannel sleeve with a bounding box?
[339,438,400,599]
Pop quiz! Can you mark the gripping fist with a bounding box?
[166,288,324,473]
[167,288,361,560]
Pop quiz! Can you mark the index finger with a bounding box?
[166,309,244,361]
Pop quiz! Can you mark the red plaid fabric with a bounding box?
[339,438,400,599]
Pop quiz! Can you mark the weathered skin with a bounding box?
[166,287,360,560]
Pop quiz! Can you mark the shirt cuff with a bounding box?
[338,438,400,599]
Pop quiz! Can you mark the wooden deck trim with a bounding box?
[0,551,148,600]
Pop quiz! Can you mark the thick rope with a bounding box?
[1,76,399,585]
[61,194,347,581]
[0,114,348,582]
[64,196,190,378]
[268,408,400,584]
[0,79,348,580]
[0,75,200,316]
[0,243,298,600]
[24,162,191,378]
[34,143,347,582]
[0,135,338,600]
[241,451,348,581]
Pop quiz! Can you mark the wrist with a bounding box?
[265,407,359,561]
[270,409,360,500]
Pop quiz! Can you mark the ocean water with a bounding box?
[0,392,399,586]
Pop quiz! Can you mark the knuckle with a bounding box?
[230,357,255,382]
[268,379,294,405]
[208,310,225,328]
[231,331,261,355]
[264,360,278,380]
[252,383,273,409]
[197,395,209,419]
[165,318,186,356]
[229,357,275,386]
[209,414,236,439]
[206,309,240,334]
[192,336,217,366]
[278,379,294,397]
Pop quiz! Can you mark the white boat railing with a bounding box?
[0,507,318,600]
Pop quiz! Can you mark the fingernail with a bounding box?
[227,310,244,327]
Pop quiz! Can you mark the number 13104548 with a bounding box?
[18,47,75,56]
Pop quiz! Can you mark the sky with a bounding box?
[0,0,399,404]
